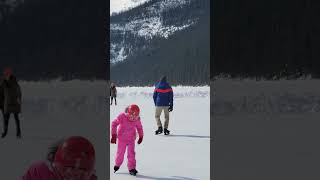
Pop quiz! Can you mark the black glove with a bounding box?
[137,136,143,144]
[168,105,173,112]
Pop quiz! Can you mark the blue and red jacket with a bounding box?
[153,81,173,107]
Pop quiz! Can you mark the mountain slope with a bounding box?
[110,0,150,15]
[110,0,210,86]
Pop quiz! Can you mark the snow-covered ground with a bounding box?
[0,80,109,179]
[110,86,210,180]
[111,17,195,40]
[213,79,320,180]
[213,79,320,115]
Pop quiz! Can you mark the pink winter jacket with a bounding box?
[111,112,144,141]
[21,161,97,180]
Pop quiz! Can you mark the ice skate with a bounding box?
[155,127,163,135]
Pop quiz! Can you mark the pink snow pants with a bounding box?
[115,139,136,170]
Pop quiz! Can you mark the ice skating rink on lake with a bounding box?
[110,86,210,180]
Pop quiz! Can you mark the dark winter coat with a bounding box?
[0,78,4,110]
[153,77,173,107]
[3,76,22,114]
[110,86,117,97]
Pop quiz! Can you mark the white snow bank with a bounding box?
[213,79,320,115]
[116,86,209,98]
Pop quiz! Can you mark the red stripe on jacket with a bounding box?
[155,88,173,93]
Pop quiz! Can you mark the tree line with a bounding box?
[0,0,107,81]
[213,0,320,80]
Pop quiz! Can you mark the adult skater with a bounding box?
[110,83,117,105]
[0,67,22,138]
[153,76,173,135]
[22,136,97,180]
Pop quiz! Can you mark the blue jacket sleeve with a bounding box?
[169,87,173,106]
[153,88,157,105]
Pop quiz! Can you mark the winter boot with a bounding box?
[1,128,7,138]
[164,128,170,135]
[155,127,163,135]
[129,169,138,176]
[16,123,21,139]
[2,119,8,138]
[1,132,6,138]
[114,166,119,173]
[16,131,21,139]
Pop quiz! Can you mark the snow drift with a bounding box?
[213,79,320,115]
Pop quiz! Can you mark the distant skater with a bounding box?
[110,83,117,105]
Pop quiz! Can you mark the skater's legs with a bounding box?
[155,106,163,127]
[1,109,4,119]
[127,140,136,170]
[2,113,10,136]
[164,106,170,129]
[115,97,117,105]
[14,113,21,136]
[0,109,4,130]
[115,140,127,167]
[110,97,113,104]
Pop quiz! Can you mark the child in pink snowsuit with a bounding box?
[111,104,144,176]
[22,136,97,180]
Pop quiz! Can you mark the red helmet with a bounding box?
[127,104,140,117]
[3,67,12,77]
[53,136,95,180]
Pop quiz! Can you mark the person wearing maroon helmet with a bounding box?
[22,136,98,180]
[111,104,144,176]
[0,67,22,138]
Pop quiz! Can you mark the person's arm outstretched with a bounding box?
[136,118,144,144]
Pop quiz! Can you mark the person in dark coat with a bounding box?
[0,67,22,138]
[153,76,173,135]
[0,77,5,115]
[0,77,5,132]
[110,83,117,105]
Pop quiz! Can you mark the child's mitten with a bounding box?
[137,136,143,144]
[111,134,117,144]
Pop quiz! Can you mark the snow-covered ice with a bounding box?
[0,80,109,179]
[0,83,210,179]
[110,86,210,180]
[213,79,320,180]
